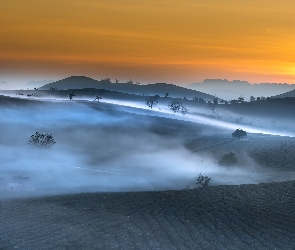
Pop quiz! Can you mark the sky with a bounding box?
[1,0,295,86]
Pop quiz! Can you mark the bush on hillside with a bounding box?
[196,173,212,187]
[232,129,247,140]
[218,152,238,167]
[28,132,56,148]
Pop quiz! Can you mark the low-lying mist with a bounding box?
[0,98,276,196]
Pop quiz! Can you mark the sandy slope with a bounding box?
[0,181,295,249]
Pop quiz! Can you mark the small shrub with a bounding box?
[218,152,238,167]
[28,132,56,148]
[196,173,212,187]
[232,129,247,140]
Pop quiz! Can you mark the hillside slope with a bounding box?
[39,76,216,100]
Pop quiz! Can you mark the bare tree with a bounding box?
[94,95,102,102]
[168,100,188,115]
[69,93,76,100]
[145,96,159,109]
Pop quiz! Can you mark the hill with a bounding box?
[272,88,295,98]
[189,79,295,100]
[0,181,294,249]
[39,76,216,100]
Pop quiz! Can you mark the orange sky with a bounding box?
[1,0,295,85]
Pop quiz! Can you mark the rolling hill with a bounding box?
[38,76,216,100]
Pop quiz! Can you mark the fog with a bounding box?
[0,98,287,196]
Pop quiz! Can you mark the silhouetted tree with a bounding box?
[218,152,238,166]
[181,106,188,115]
[127,79,133,84]
[238,95,244,103]
[196,173,211,187]
[101,78,111,83]
[27,94,32,97]
[232,129,247,140]
[193,97,205,103]
[69,93,76,100]
[28,132,56,148]
[145,96,159,109]
[164,93,169,98]
[115,79,119,83]
[168,100,188,115]
[250,96,255,102]
[34,88,38,90]
[212,96,218,105]
[94,95,102,102]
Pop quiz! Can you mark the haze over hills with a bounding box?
[189,79,295,100]
[39,76,216,100]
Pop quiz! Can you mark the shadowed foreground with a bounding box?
[1,181,295,249]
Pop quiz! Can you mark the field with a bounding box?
[0,90,295,249]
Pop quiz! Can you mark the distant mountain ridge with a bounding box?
[189,79,295,100]
[39,76,216,100]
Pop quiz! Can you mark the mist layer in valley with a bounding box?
[0,93,294,196]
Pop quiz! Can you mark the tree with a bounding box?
[127,79,133,84]
[212,96,218,105]
[250,96,255,102]
[180,105,188,115]
[194,97,205,103]
[218,152,238,166]
[164,93,169,98]
[28,132,56,148]
[115,79,119,83]
[238,95,244,103]
[196,173,211,187]
[232,129,247,140]
[69,93,76,100]
[101,78,111,83]
[94,95,102,102]
[168,100,188,115]
[145,96,159,109]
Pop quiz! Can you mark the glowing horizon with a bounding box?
[1,0,295,85]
